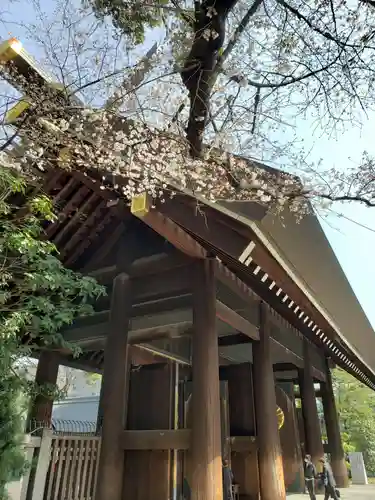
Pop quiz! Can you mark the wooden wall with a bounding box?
[123,363,174,500]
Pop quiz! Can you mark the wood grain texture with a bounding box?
[298,339,324,468]
[95,273,131,500]
[253,303,286,500]
[321,360,349,488]
[190,259,223,500]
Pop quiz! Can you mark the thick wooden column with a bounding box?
[321,361,349,487]
[95,273,131,500]
[221,363,259,499]
[253,303,286,500]
[276,383,305,493]
[298,339,324,467]
[29,351,60,428]
[190,259,223,500]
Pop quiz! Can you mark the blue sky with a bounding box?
[1,0,375,327]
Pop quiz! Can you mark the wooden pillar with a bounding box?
[321,361,349,487]
[220,363,259,498]
[95,273,131,500]
[276,383,305,493]
[298,339,324,467]
[190,259,223,500]
[253,303,286,500]
[96,375,105,435]
[29,351,60,429]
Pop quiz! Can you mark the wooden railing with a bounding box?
[44,436,101,500]
[7,431,101,500]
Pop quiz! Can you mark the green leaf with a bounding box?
[0,165,105,491]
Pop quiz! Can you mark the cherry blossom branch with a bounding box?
[277,0,375,50]
[317,193,375,207]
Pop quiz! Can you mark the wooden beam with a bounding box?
[122,429,190,450]
[133,264,192,301]
[57,355,102,374]
[218,333,252,347]
[86,253,192,284]
[294,390,322,399]
[47,184,90,239]
[88,265,117,284]
[230,436,257,453]
[271,333,326,382]
[273,362,298,372]
[61,200,107,262]
[122,430,258,453]
[62,307,192,346]
[216,300,258,341]
[217,281,259,327]
[63,294,257,347]
[215,259,259,307]
[133,207,207,259]
[53,192,99,247]
[130,252,192,277]
[82,222,126,272]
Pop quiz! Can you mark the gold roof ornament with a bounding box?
[4,97,31,124]
[0,38,53,93]
[131,192,151,218]
[0,38,82,109]
[57,147,73,168]
[0,38,23,63]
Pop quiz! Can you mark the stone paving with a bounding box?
[286,485,375,499]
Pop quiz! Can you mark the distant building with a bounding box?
[52,369,101,425]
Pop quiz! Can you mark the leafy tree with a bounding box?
[333,368,375,475]
[0,165,104,498]
[85,0,169,44]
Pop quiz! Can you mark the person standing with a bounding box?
[304,454,317,500]
[319,457,340,500]
[222,459,234,500]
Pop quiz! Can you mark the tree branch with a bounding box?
[317,193,375,207]
[277,0,373,50]
[246,51,343,88]
[105,42,159,111]
[219,0,263,68]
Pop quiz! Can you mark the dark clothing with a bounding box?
[324,485,339,500]
[322,462,336,487]
[305,478,316,500]
[304,460,317,500]
[321,462,339,500]
[223,465,234,500]
[304,461,317,479]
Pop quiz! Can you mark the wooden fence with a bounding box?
[44,436,101,500]
[7,430,101,500]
